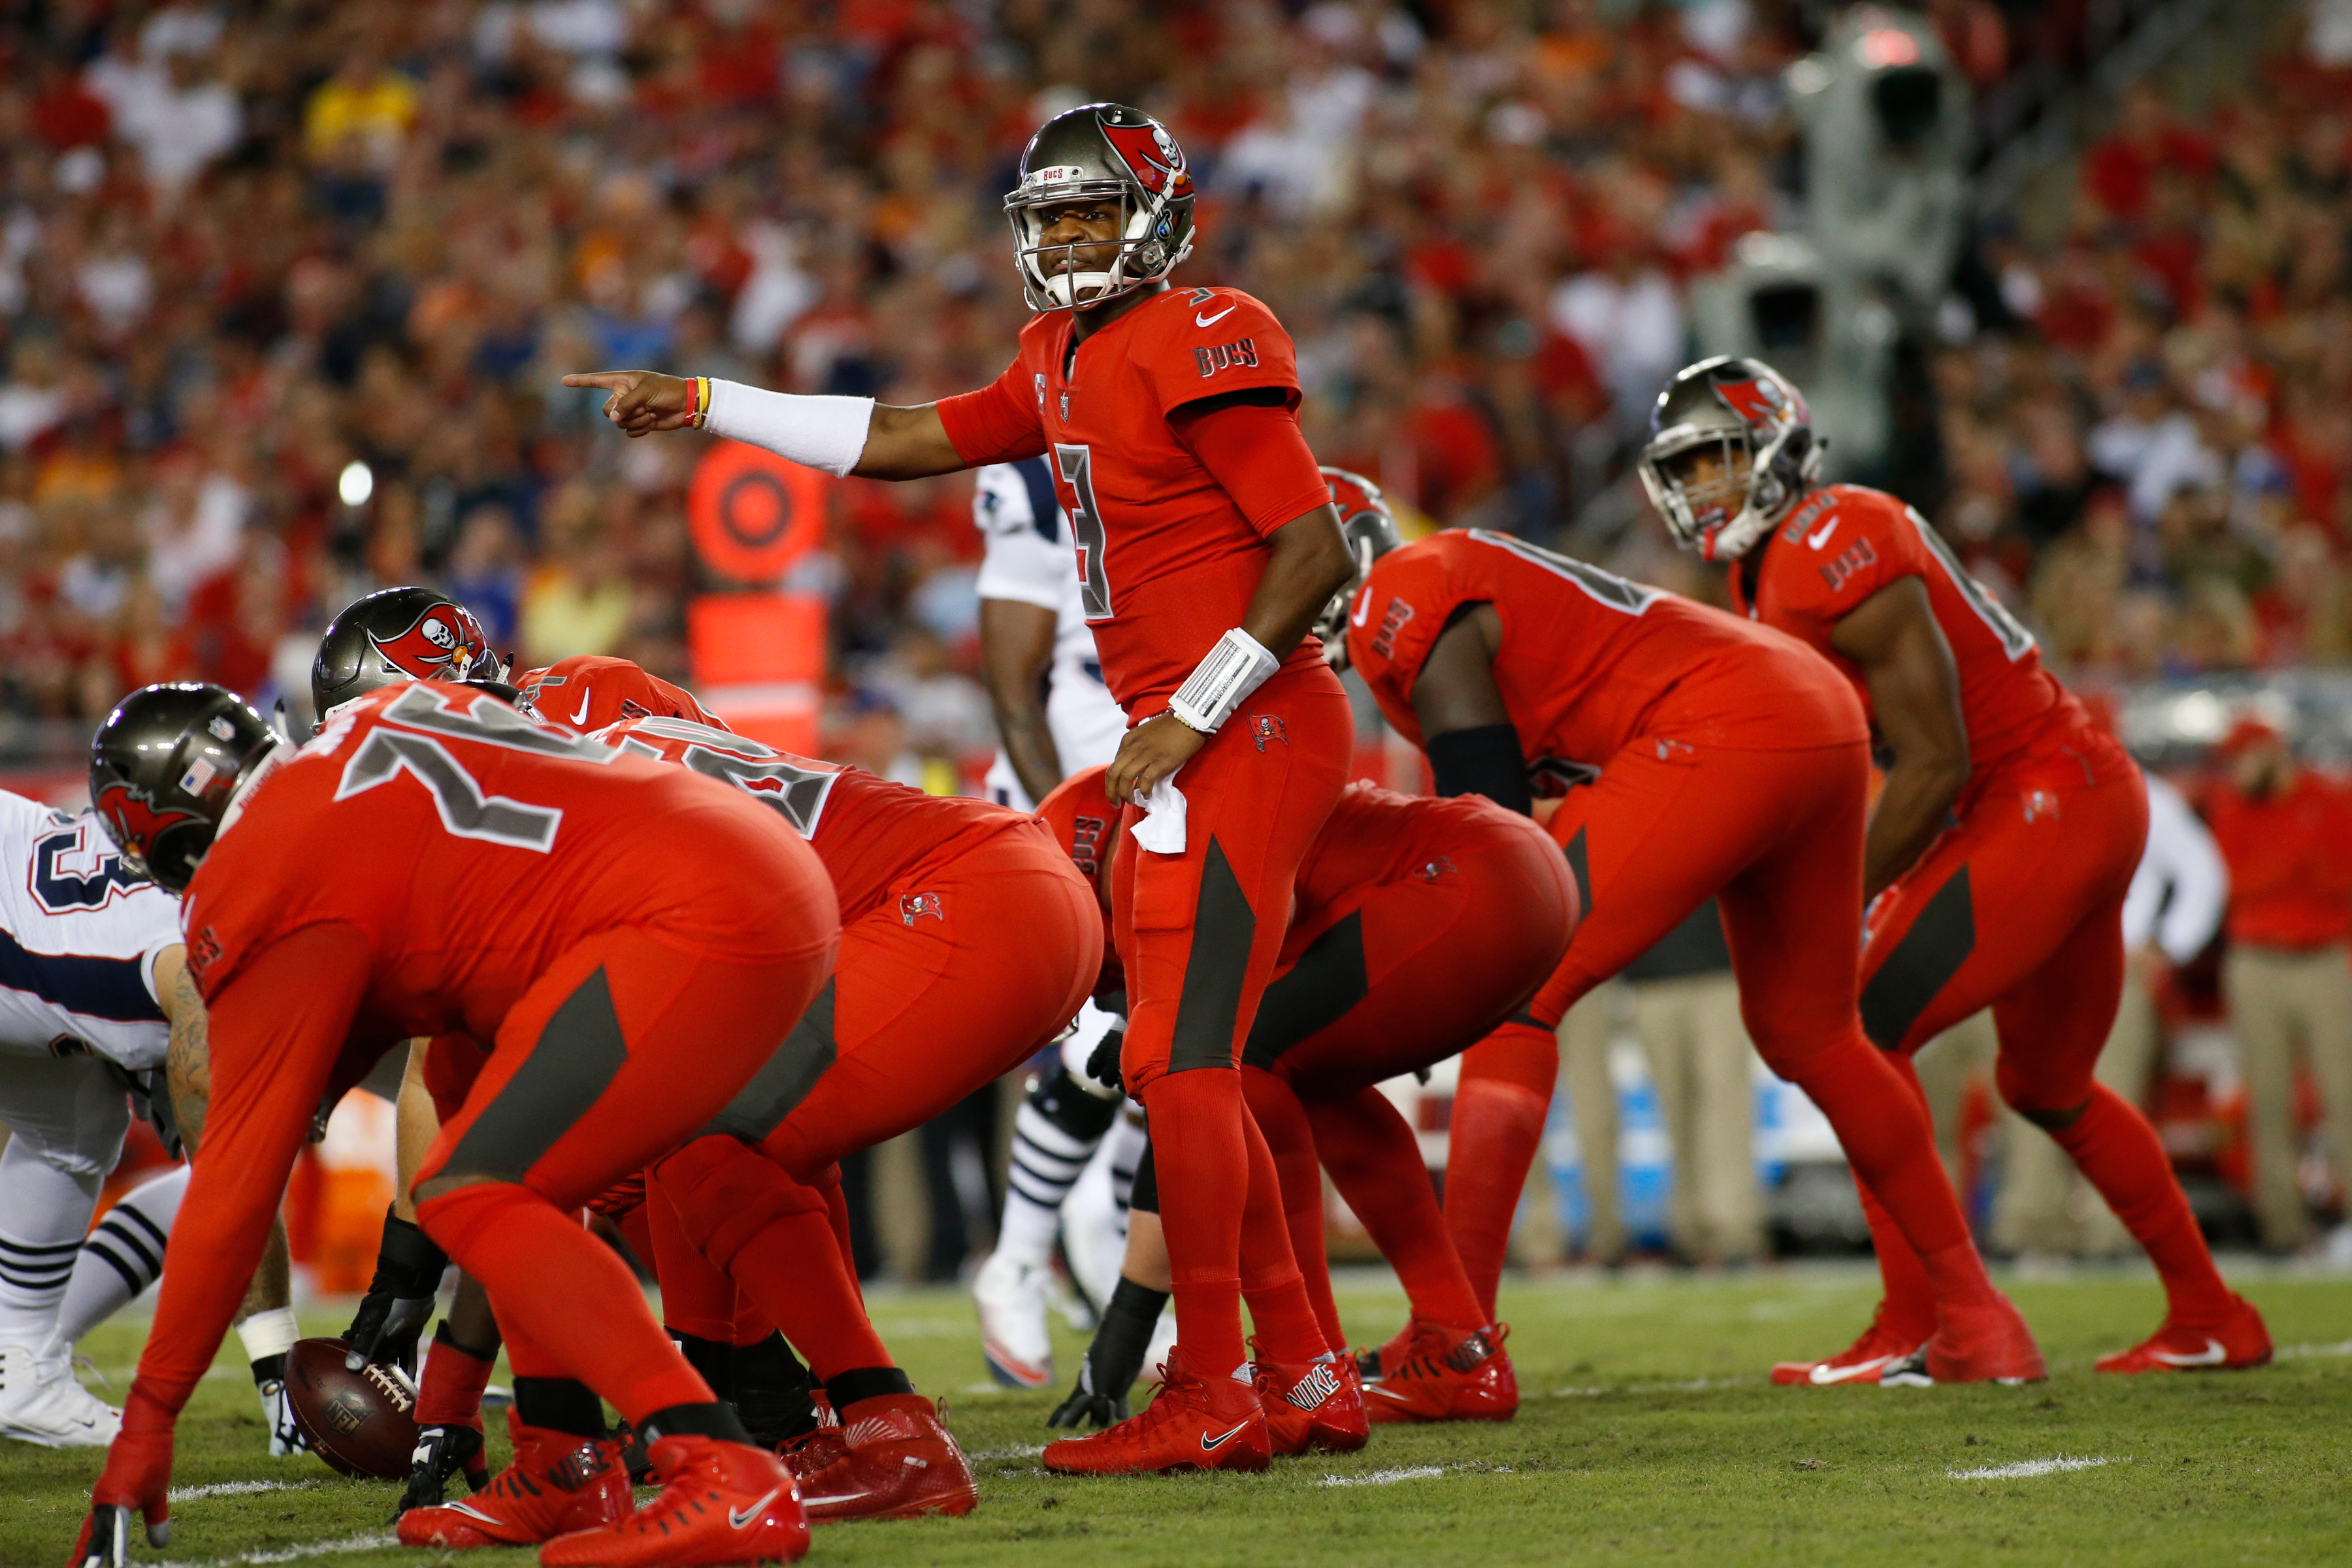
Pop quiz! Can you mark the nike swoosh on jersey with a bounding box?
[1195,304,1238,328]
[1199,1420,1251,1451]
[728,1487,785,1529]
[2149,1337,2227,1367]
[1808,1355,1897,1384]
[1807,519,1839,550]
[570,691,593,725]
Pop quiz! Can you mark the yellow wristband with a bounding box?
[691,377,711,429]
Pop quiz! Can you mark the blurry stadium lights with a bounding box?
[1856,29,1922,69]
[338,460,374,508]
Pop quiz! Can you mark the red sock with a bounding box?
[2050,1083,2234,1322]
[649,1137,894,1383]
[1446,1021,1558,1320]
[1142,1068,1250,1378]
[414,1330,497,1431]
[818,1167,863,1301]
[731,1293,775,1348]
[1310,1086,1484,1333]
[647,1189,740,1343]
[418,1182,709,1424]
[1236,1090,1331,1363]
[1241,1067,1344,1349]
[1848,1053,1940,1339]
[1784,1036,1991,1313]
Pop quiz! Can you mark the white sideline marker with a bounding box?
[1319,1465,1447,1488]
[1948,1455,2127,1480]
[167,1480,316,1501]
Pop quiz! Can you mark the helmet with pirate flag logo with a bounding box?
[90,683,280,894]
[312,587,498,725]
[1312,466,1403,672]
[1638,355,1822,563]
[1004,103,1197,312]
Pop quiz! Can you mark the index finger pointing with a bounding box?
[561,372,634,392]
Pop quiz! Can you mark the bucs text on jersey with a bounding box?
[0,791,180,1070]
[938,286,1332,711]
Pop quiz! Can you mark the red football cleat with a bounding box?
[796,1394,977,1522]
[1879,1293,2045,1386]
[2095,1295,2272,1375]
[1252,1349,1367,1455]
[540,1434,808,1567]
[1041,1346,1271,1476]
[1769,1303,1931,1387]
[1358,1320,1518,1423]
[395,1413,630,1549]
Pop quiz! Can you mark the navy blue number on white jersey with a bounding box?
[29,819,150,913]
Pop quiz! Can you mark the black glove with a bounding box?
[1083,1030,1126,1094]
[393,1424,486,1521]
[1047,1382,1128,1431]
[343,1211,447,1375]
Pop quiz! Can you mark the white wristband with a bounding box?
[702,380,876,478]
[1168,627,1279,734]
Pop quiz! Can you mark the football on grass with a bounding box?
[284,1337,419,1479]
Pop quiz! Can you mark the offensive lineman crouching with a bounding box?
[71,681,836,1568]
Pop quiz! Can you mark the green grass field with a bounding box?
[8,1262,2350,1568]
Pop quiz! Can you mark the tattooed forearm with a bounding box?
[164,956,212,1154]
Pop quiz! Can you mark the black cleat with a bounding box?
[393,1422,487,1520]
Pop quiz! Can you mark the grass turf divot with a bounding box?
[1317,1465,1447,1488]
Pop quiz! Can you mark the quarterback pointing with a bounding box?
[570,100,1364,1473]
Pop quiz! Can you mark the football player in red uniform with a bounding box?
[1345,525,2041,1384]
[1642,355,2268,1380]
[1032,759,1575,1433]
[565,103,1360,1474]
[72,681,834,1568]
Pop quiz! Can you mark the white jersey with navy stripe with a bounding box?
[0,791,180,1071]
[973,458,1128,811]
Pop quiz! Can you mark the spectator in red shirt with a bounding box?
[2205,715,2352,1250]
[2082,82,2216,225]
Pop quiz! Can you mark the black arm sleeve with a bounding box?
[1426,723,1533,816]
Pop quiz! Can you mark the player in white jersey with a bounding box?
[0,790,303,1450]
[972,457,1128,811]
[968,461,1151,1389]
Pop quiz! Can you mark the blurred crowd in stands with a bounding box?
[0,0,2345,781]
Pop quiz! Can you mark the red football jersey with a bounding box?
[1347,530,1860,776]
[516,655,725,734]
[936,286,1331,711]
[595,714,1026,924]
[182,684,824,1037]
[1730,485,2072,768]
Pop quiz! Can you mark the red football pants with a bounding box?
[649,821,1098,1380]
[1855,727,2227,1324]
[1242,806,1574,1345]
[1114,664,1352,1375]
[1447,736,1981,1315]
[413,913,835,1424]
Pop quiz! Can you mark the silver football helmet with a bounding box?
[1004,103,1197,312]
[1638,355,1821,563]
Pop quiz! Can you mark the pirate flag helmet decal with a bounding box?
[312,587,497,725]
[90,683,280,894]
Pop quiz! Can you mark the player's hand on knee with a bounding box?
[561,370,696,436]
[1107,713,1206,805]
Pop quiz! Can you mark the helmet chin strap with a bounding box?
[217,738,298,839]
[1043,270,1117,308]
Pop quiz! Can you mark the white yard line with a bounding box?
[968,1442,1049,1461]
[168,1480,316,1501]
[1948,1455,2127,1480]
[1318,1465,1447,1488]
[1544,1375,1756,1398]
[2273,1339,2352,1360]
[152,1530,396,1567]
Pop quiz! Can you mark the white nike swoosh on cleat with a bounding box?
[1199,1422,1251,1452]
[1807,519,1839,549]
[2149,1337,2227,1367]
[728,1486,784,1529]
[1808,1356,1897,1384]
[444,1499,502,1524]
[1195,304,1238,328]
[570,691,593,726]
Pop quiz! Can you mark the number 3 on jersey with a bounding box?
[1053,444,1113,620]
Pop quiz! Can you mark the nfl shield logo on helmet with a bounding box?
[1247,713,1288,751]
[900,890,945,926]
